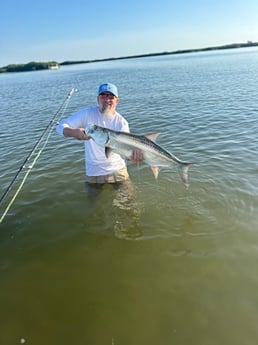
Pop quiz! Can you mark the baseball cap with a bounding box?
[98,82,118,98]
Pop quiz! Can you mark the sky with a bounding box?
[1,0,258,66]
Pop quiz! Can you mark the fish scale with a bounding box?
[85,124,193,187]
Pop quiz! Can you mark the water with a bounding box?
[1,48,258,345]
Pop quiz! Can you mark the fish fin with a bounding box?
[178,163,192,189]
[105,147,113,158]
[145,132,160,142]
[151,166,160,179]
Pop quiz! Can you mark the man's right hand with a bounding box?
[63,127,90,140]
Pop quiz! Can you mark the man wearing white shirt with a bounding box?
[56,82,142,184]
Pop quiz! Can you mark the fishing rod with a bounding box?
[0,87,78,224]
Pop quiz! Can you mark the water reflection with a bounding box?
[85,180,144,240]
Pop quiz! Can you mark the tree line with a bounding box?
[0,61,59,73]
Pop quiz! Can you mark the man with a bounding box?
[56,82,143,238]
[56,82,143,185]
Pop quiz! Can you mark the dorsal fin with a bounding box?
[145,132,160,142]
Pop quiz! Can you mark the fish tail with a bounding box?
[178,163,192,188]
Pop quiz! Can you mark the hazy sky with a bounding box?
[1,0,258,66]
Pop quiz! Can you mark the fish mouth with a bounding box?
[85,123,97,135]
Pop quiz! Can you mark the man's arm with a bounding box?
[63,127,90,140]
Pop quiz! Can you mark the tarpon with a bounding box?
[85,124,193,187]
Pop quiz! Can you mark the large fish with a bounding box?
[85,124,192,187]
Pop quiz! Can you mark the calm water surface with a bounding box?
[1,48,258,345]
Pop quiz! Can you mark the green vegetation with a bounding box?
[1,42,257,73]
[0,61,59,73]
[60,42,258,66]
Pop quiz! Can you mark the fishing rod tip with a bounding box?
[68,88,78,97]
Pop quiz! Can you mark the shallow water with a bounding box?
[1,48,258,344]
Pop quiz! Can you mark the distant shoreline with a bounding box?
[0,61,60,73]
[60,41,258,66]
[1,42,258,73]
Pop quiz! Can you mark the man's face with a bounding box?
[98,92,119,116]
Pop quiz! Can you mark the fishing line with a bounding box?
[0,87,78,224]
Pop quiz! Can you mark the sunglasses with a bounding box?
[99,93,116,99]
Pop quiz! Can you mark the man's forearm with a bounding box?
[63,127,89,140]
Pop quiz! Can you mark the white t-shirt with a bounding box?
[56,106,129,176]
